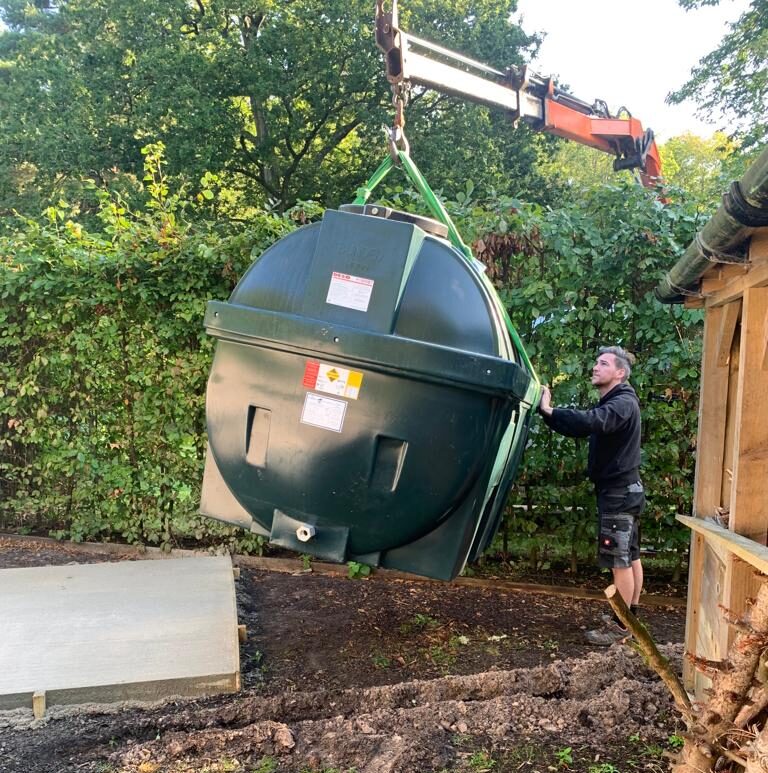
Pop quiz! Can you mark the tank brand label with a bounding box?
[325,271,374,312]
[303,360,363,399]
[300,393,347,433]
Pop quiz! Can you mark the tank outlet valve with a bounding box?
[296,524,317,542]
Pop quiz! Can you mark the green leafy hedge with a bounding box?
[0,150,304,549]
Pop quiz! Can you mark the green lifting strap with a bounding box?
[353,151,540,387]
[353,151,472,260]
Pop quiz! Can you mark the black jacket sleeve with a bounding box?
[541,398,633,438]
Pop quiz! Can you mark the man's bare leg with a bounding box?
[612,566,635,610]
[631,559,643,606]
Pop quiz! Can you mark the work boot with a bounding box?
[584,622,630,646]
[599,606,639,628]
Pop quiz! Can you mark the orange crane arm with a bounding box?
[375,0,663,186]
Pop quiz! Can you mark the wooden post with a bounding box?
[684,303,735,690]
[716,300,742,367]
[32,690,46,720]
[730,287,768,544]
[754,231,768,374]
[723,287,768,645]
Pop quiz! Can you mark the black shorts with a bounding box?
[596,483,645,569]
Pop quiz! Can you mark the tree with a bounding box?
[659,131,742,211]
[668,0,767,147]
[536,141,626,192]
[0,0,545,215]
[534,129,753,216]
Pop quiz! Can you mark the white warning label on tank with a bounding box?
[326,271,374,312]
[300,393,347,433]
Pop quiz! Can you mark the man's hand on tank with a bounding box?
[539,386,554,416]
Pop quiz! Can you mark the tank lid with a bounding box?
[339,203,449,239]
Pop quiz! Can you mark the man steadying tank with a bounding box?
[538,346,645,646]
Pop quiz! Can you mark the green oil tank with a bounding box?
[201,204,537,580]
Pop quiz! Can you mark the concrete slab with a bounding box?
[0,555,240,710]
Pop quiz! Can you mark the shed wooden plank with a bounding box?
[721,328,741,510]
[730,287,768,545]
[706,259,768,308]
[0,556,239,708]
[684,305,733,689]
[763,309,768,371]
[695,305,733,518]
[678,515,768,575]
[701,263,750,294]
[698,539,726,692]
[716,300,742,367]
[722,287,768,640]
[750,228,768,263]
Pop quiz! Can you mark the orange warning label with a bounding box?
[302,360,363,399]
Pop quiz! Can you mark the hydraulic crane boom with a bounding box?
[375,0,662,187]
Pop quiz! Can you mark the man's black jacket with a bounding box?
[541,383,641,490]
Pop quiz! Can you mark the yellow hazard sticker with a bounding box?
[302,360,364,399]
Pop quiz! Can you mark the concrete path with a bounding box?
[0,556,240,712]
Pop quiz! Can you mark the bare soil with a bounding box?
[0,536,687,773]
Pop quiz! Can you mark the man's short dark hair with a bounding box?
[598,346,636,382]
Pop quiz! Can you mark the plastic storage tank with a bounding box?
[201,204,538,580]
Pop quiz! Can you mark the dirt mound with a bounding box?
[108,645,682,773]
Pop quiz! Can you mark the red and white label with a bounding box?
[325,271,374,312]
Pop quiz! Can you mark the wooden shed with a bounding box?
[656,145,768,695]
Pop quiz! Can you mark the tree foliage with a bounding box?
[0,144,301,548]
[0,0,547,216]
[659,131,743,212]
[535,142,627,192]
[533,129,751,215]
[669,0,767,147]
